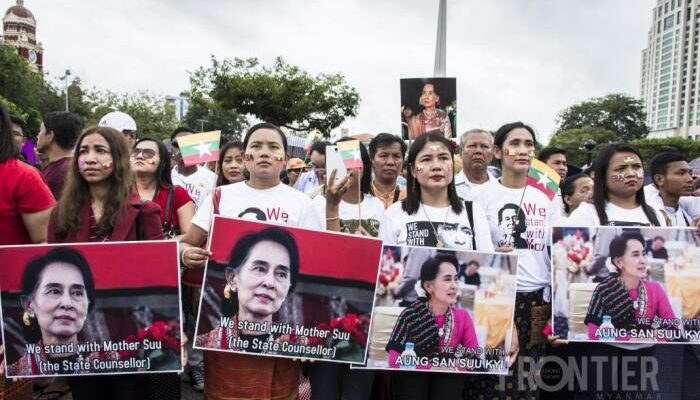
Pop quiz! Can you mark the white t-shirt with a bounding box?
[566,202,668,228]
[644,184,696,226]
[191,182,323,232]
[379,201,494,252]
[171,166,217,211]
[480,182,560,292]
[454,170,498,202]
[312,194,385,237]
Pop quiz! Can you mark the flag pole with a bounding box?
[357,170,362,235]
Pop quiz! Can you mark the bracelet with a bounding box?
[180,247,194,269]
[326,216,340,221]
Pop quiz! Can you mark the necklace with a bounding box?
[421,203,451,248]
[428,301,453,342]
[371,181,397,199]
[620,278,647,317]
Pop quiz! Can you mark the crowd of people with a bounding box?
[1,102,699,400]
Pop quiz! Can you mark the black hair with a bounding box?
[592,143,659,226]
[21,247,96,342]
[419,253,459,299]
[217,141,245,186]
[310,140,331,156]
[134,137,173,187]
[0,104,19,161]
[650,151,687,184]
[10,115,27,137]
[652,235,665,243]
[43,111,83,150]
[608,231,646,272]
[242,122,288,154]
[537,147,566,163]
[336,137,372,195]
[170,126,195,145]
[368,133,407,159]
[498,203,527,234]
[493,121,537,149]
[221,227,300,317]
[401,133,463,215]
[651,145,681,157]
[466,260,480,268]
[561,173,590,214]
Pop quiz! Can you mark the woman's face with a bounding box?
[222,147,245,184]
[412,141,453,191]
[27,263,89,343]
[425,262,459,305]
[130,140,160,175]
[495,128,535,175]
[606,152,644,200]
[244,129,286,181]
[565,177,594,213]
[420,84,439,110]
[614,239,648,280]
[232,240,292,319]
[78,133,114,184]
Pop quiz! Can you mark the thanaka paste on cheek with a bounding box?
[244,153,254,161]
[611,174,625,182]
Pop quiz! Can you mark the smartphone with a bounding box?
[325,145,347,186]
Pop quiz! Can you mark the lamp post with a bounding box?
[583,140,596,168]
[61,69,71,112]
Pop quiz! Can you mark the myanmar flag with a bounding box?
[526,159,561,200]
[176,131,221,166]
[337,140,363,169]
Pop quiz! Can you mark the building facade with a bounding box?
[641,0,700,139]
[1,0,42,73]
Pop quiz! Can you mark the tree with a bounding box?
[183,95,247,141]
[555,93,649,142]
[630,137,700,166]
[87,91,179,141]
[190,56,360,135]
[549,126,618,167]
[0,43,63,134]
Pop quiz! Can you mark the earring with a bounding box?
[223,284,236,299]
[22,311,32,326]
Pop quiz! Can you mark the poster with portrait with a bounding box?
[400,77,457,140]
[0,241,183,378]
[552,226,700,344]
[360,245,518,375]
[193,216,384,365]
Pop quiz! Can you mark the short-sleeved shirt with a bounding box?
[152,184,192,232]
[171,166,216,211]
[0,159,56,245]
[42,156,72,199]
[191,181,323,232]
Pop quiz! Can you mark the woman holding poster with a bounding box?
[180,122,322,400]
[385,253,479,369]
[584,231,676,341]
[195,227,300,350]
[47,126,165,400]
[379,133,492,399]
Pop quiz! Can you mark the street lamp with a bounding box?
[583,140,596,167]
[60,69,71,112]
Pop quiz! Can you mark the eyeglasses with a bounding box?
[287,168,302,174]
[130,148,158,159]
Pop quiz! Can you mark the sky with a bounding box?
[9,0,657,143]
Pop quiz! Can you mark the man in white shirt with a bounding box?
[647,151,697,226]
[454,129,497,202]
[294,140,330,196]
[170,127,216,211]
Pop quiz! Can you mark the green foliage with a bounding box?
[190,56,360,135]
[183,95,247,141]
[86,91,179,141]
[549,126,618,167]
[555,93,649,142]
[630,137,700,164]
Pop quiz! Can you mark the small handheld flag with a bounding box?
[176,131,221,166]
[526,159,561,200]
[337,140,363,169]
